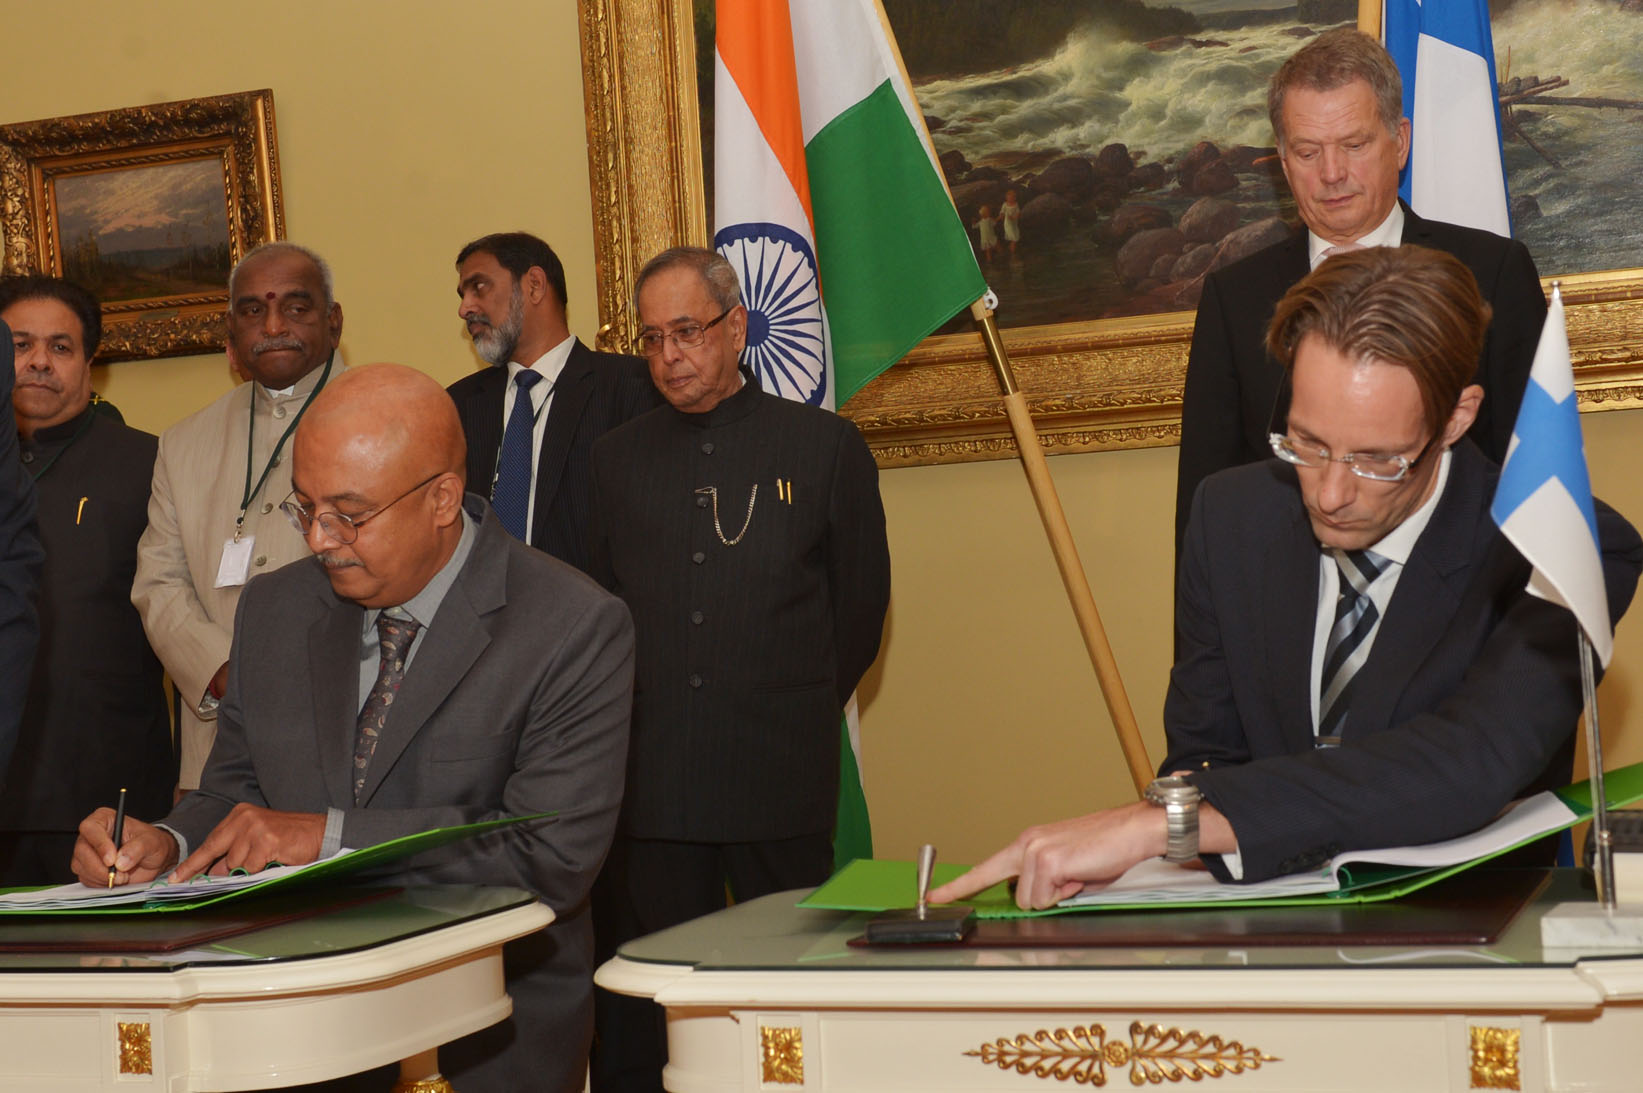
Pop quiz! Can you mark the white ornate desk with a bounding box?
[0,886,552,1091]
[597,872,1643,1092]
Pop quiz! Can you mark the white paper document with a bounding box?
[0,850,357,911]
[1058,791,1578,907]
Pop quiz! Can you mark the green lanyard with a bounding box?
[23,397,101,482]
[236,354,334,541]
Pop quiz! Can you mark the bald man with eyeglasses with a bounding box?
[76,363,635,1093]
[934,245,1641,912]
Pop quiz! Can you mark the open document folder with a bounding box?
[0,812,550,914]
[803,762,1643,920]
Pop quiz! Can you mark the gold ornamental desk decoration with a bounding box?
[965,1020,1279,1085]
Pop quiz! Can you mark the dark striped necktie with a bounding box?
[1317,548,1390,747]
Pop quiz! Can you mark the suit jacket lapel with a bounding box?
[308,591,365,808]
[356,507,505,803]
[1343,446,1483,737]
[531,340,596,542]
[461,367,508,496]
[1266,489,1323,753]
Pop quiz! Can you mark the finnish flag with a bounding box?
[1385,0,1511,237]
[1490,288,1613,665]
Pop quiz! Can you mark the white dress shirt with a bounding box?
[498,335,575,544]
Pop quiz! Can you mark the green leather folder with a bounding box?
[0,812,552,915]
[803,763,1643,920]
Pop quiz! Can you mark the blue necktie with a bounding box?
[492,369,542,541]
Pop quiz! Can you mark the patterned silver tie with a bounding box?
[1317,548,1390,746]
[353,612,421,803]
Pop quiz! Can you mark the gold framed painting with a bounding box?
[577,0,1643,468]
[0,89,283,363]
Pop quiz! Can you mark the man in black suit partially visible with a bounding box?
[933,245,1640,910]
[0,315,42,787]
[1176,27,1546,559]
[447,231,658,574]
[0,276,171,886]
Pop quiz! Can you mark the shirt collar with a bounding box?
[507,335,576,386]
[680,365,760,429]
[363,505,476,633]
[1357,446,1451,566]
[256,349,340,402]
[23,401,98,448]
[1307,202,1405,268]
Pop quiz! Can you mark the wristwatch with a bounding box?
[1145,776,1202,863]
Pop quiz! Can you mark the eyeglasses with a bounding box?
[636,307,734,357]
[1267,431,1437,483]
[280,472,442,544]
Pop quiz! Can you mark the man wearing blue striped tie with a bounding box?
[935,245,1642,911]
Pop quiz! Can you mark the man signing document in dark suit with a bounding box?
[935,246,1641,911]
[73,363,635,1093]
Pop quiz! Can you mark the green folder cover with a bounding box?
[803,762,1643,920]
[0,812,552,915]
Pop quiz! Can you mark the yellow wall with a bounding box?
[2,0,602,435]
[6,0,1643,870]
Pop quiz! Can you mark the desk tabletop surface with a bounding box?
[617,869,1643,975]
[0,885,539,973]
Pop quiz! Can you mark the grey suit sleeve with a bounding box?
[0,340,42,780]
[1186,504,1643,883]
[159,595,267,847]
[827,420,890,703]
[336,593,635,914]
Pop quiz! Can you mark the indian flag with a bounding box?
[715,0,986,866]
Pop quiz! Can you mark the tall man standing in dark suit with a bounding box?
[589,246,890,1090]
[0,276,172,886]
[75,363,634,1093]
[447,232,658,573]
[1176,28,1547,557]
[935,246,1641,910]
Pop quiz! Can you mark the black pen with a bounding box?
[107,787,128,889]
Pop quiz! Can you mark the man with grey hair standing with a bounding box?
[447,231,656,573]
[589,245,890,1091]
[1175,26,1547,563]
[133,242,344,789]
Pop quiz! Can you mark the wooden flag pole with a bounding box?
[968,297,1154,794]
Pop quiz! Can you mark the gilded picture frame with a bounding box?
[577,0,1643,468]
[0,90,283,363]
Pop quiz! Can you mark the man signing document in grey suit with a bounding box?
[73,363,635,1093]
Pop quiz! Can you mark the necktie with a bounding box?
[353,612,422,803]
[1317,548,1390,746]
[492,369,543,541]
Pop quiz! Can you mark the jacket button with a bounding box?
[701,442,714,454]
[254,555,268,567]
[692,551,705,564]
[695,495,708,508]
[690,610,703,624]
[261,502,274,514]
[273,405,288,419]
[688,673,703,688]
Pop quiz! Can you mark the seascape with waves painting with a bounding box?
[876,0,1643,332]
